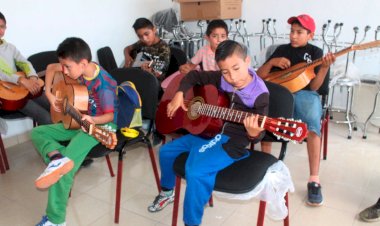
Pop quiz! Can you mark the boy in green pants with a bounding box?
[32,37,117,226]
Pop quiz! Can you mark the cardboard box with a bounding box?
[177,0,242,21]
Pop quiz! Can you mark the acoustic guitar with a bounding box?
[265,40,380,93]
[156,73,308,143]
[0,72,44,111]
[51,72,117,149]
[132,52,166,75]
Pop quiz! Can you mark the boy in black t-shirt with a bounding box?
[257,14,335,206]
[123,17,171,82]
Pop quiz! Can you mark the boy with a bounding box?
[124,17,170,82]
[179,19,228,74]
[256,14,335,206]
[32,37,117,226]
[148,40,269,226]
[0,11,51,125]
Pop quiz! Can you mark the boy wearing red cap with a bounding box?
[257,14,335,206]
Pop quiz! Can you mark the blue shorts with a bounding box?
[293,90,322,136]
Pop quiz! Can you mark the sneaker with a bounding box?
[307,182,323,206]
[36,215,66,226]
[35,157,74,189]
[152,131,164,146]
[359,200,380,222]
[147,190,175,212]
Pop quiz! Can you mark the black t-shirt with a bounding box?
[267,43,323,91]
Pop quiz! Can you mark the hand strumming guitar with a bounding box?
[167,91,188,119]
[269,57,291,70]
[18,76,41,95]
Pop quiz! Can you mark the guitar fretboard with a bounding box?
[193,102,269,126]
[65,104,91,130]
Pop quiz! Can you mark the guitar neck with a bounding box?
[196,103,268,126]
[65,104,92,132]
[289,40,380,74]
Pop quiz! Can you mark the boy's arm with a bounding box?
[83,112,114,125]
[309,52,335,91]
[179,63,197,75]
[124,43,138,67]
[177,70,221,94]
[256,57,291,79]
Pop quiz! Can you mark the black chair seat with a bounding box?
[173,150,278,194]
[87,127,146,158]
[0,110,27,119]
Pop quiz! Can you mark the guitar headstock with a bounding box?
[263,117,308,143]
[91,125,118,149]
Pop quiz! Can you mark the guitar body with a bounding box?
[265,40,380,93]
[156,73,227,138]
[0,72,45,111]
[50,72,88,129]
[266,62,316,93]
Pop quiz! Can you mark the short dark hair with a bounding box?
[132,18,154,31]
[206,19,228,36]
[0,12,6,24]
[56,37,92,63]
[215,40,248,63]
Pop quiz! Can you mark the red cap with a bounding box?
[287,14,316,33]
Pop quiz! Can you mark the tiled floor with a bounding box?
[1,121,380,226]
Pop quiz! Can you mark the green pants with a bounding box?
[31,123,115,224]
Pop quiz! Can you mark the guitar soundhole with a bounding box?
[187,96,204,120]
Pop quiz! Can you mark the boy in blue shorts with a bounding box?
[32,37,117,226]
[257,14,335,206]
[148,40,269,226]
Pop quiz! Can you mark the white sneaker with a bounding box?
[36,215,66,226]
[35,157,74,189]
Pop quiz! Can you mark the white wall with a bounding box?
[1,0,174,66]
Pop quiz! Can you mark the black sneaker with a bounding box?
[359,199,380,222]
[152,132,164,146]
[147,190,174,212]
[307,182,323,206]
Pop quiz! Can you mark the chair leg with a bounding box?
[323,116,329,160]
[172,176,182,226]
[0,135,9,170]
[114,151,124,223]
[257,200,266,226]
[0,151,5,174]
[284,192,289,226]
[146,140,161,192]
[105,155,115,177]
[208,195,214,207]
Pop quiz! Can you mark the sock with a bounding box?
[161,187,173,196]
[49,153,63,161]
[308,175,320,184]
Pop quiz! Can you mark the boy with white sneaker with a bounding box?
[32,37,117,226]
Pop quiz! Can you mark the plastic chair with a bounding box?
[97,46,118,73]
[172,151,289,226]
[84,67,161,223]
[166,46,187,77]
[317,69,330,160]
[27,51,59,73]
[170,81,294,226]
[259,81,294,160]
